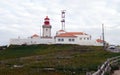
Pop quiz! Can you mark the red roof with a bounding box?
[96,39,103,43]
[56,32,87,37]
[58,30,65,32]
[67,32,87,35]
[31,34,39,38]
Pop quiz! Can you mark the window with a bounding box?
[34,41,36,44]
[84,38,86,40]
[80,38,82,40]
[58,38,64,42]
[72,39,75,41]
[58,39,61,41]
[46,29,48,31]
[61,39,64,41]
[69,39,71,41]
[87,38,89,40]
[68,39,75,42]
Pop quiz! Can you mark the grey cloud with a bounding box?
[0,0,120,45]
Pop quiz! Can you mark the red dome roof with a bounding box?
[44,16,50,20]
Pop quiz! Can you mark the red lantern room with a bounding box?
[44,16,50,25]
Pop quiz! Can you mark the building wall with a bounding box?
[9,36,103,46]
[55,35,100,46]
[76,35,93,45]
[10,37,55,45]
[55,37,94,45]
[43,28,51,37]
[55,37,77,44]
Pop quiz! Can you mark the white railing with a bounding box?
[92,56,120,75]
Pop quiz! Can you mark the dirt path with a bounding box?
[112,70,120,75]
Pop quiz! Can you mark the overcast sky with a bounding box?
[0,0,120,45]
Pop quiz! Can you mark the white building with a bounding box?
[9,16,104,46]
[55,30,103,46]
[55,30,92,45]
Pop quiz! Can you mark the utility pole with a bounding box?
[102,24,105,49]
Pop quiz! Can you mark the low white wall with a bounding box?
[10,37,55,45]
[10,37,103,46]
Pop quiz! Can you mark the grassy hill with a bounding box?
[0,44,120,75]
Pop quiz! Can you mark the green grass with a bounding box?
[0,44,74,60]
[0,44,120,75]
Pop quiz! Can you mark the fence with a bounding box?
[92,56,120,75]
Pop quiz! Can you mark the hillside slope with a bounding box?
[0,44,120,75]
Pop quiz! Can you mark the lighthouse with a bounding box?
[9,10,105,46]
[42,16,52,38]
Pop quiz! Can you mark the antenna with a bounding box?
[61,10,66,30]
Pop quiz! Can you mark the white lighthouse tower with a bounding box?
[42,16,52,38]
